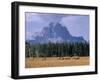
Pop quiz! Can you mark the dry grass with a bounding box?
[25,56,89,68]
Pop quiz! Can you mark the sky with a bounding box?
[25,12,89,41]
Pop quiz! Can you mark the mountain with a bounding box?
[26,22,85,44]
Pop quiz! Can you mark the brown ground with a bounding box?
[25,57,89,68]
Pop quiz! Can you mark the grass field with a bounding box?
[25,57,89,68]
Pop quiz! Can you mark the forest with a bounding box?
[25,42,89,58]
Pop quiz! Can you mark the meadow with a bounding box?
[25,56,89,68]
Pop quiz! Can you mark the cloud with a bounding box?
[25,13,48,39]
[25,13,44,22]
[25,31,33,40]
[25,12,89,41]
[60,15,89,41]
[38,13,66,23]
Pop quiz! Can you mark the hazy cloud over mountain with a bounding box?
[25,12,89,41]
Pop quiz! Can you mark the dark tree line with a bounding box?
[25,42,89,58]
